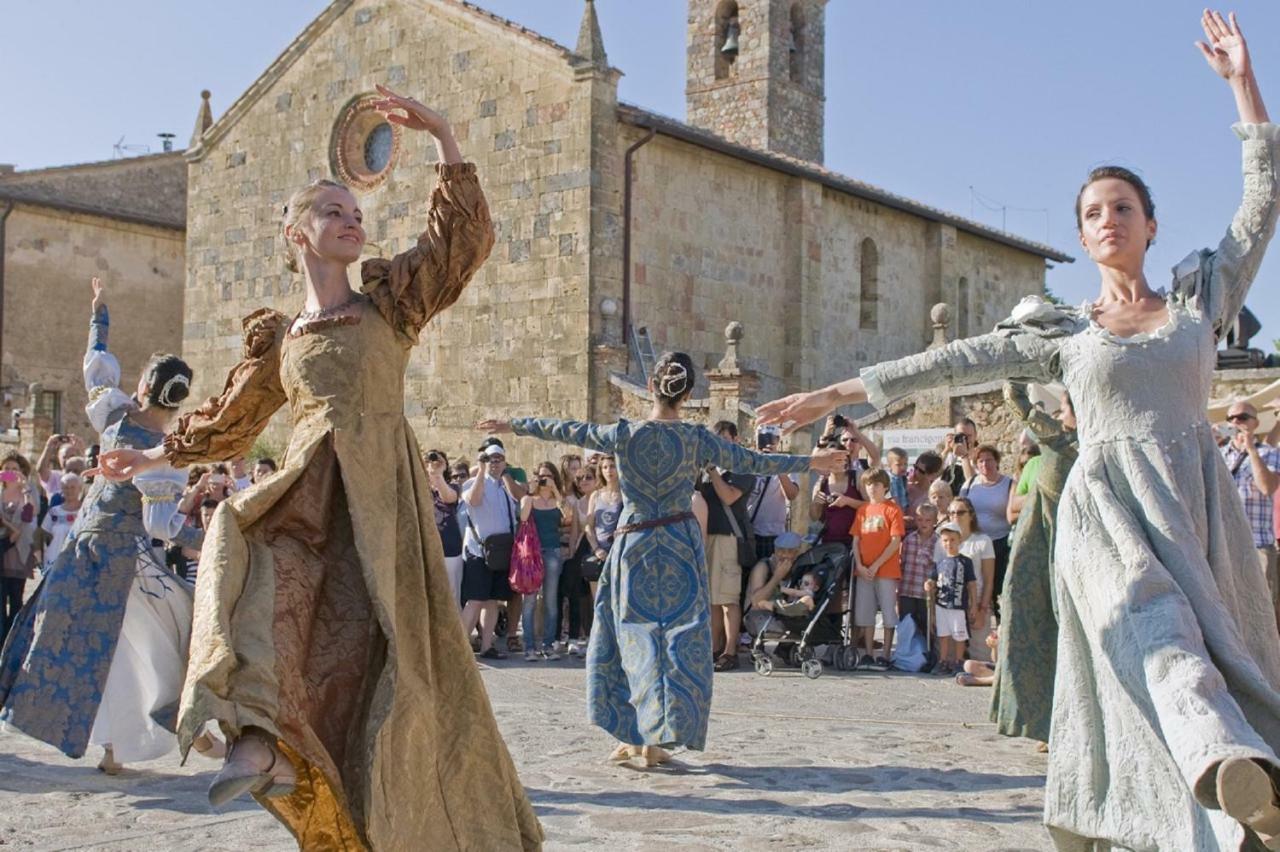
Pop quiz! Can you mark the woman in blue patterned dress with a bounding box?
[478,352,846,765]
[0,277,206,771]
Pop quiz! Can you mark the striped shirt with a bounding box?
[1223,442,1280,548]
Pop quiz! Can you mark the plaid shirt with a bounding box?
[899,529,937,599]
[1223,442,1280,548]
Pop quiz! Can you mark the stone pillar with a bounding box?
[17,411,53,462]
[928,302,951,350]
[707,322,762,436]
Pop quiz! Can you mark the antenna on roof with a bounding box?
[157,132,176,153]
[112,135,151,159]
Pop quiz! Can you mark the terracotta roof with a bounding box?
[0,151,187,229]
[617,103,1074,264]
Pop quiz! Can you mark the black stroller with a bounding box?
[748,543,852,679]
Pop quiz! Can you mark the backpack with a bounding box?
[508,518,545,595]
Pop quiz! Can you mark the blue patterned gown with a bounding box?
[511,417,811,750]
[0,306,202,759]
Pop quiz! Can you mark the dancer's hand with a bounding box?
[90,277,105,313]
[1196,10,1252,81]
[758,383,864,435]
[475,419,513,435]
[372,84,451,136]
[808,447,849,475]
[95,447,163,481]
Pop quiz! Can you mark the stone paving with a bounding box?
[0,656,1051,851]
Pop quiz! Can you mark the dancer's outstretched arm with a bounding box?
[96,310,288,479]
[81,277,137,434]
[481,417,619,454]
[360,85,494,346]
[1192,11,1279,337]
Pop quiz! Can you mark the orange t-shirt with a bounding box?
[850,500,906,580]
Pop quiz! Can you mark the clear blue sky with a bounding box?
[3,1,1278,348]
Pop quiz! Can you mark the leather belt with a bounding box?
[616,511,696,536]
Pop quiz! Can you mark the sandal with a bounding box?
[1218,757,1280,848]
[641,746,671,767]
[607,743,639,763]
[208,733,296,808]
[714,654,739,672]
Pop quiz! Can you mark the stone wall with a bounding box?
[2,204,185,443]
[184,0,604,464]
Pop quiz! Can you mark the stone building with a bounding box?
[0,152,188,456]
[180,0,1072,463]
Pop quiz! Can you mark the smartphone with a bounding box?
[0,471,18,483]
[210,473,227,485]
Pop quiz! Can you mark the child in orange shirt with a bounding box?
[850,468,905,671]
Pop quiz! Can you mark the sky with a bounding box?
[3,0,1279,348]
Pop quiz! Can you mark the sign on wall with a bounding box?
[873,428,952,461]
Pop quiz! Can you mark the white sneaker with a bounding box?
[554,640,568,654]
[542,649,562,661]
[524,651,540,662]
[568,641,584,657]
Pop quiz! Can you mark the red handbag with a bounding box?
[508,518,545,595]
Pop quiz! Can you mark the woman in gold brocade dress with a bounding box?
[99,86,542,851]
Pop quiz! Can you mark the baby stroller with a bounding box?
[748,543,851,679]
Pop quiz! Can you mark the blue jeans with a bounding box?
[521,548,563,651]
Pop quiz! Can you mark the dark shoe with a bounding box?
[714,654,739,672]
[479,646,507,660]
[872,656,891,672]
[855,654,875,671]
[208,734,296,808]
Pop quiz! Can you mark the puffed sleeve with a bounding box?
[134,465,203,548]
[83,305,137,434]
[162,309,287,467]
[1173,123,1280,337]
[511,417,619,453]
[695,429,811,476]
[359,162,495,346]
[860,296,1084,410]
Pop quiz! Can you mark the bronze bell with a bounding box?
[721,17,740,56]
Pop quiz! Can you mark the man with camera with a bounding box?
[942,417,979,493]
[1222,400,1280,626]
[698,421,757,671]
[460,443,522,659]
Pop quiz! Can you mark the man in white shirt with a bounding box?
[460,445,521,659]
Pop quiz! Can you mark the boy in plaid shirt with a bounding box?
[898,503,938,634]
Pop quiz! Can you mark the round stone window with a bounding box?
[330,94,402,190]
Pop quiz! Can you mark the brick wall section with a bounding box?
[2,205,185,440]
[183,0,600,465]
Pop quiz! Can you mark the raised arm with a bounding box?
[82,278,136,433]
[162,309,287,467]
[1193,12,1279,334]
[359,87,494,346]
[696,428,812,477]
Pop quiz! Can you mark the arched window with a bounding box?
[789,3,805,83]
[957,277,971,338]
[859,237,878,330]
[715,0,740,81]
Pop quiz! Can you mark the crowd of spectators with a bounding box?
[11,391,1280,679]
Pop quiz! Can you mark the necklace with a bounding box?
[297,291,362,322]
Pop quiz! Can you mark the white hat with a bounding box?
[483,445,506,459]
[937,521,963,535]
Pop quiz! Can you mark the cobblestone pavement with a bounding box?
[0,657,1051,851]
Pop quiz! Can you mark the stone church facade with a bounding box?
[181,0,1070,461]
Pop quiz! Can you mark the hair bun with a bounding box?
[657,362,689,398]
[158,373,191,407]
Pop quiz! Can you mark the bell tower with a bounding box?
[686,0,826,164]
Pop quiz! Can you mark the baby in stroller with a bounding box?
[745,533,849,678]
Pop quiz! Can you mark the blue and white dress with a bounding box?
[512,417,811,750]
[0,305,202,761]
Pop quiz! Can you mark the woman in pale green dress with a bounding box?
[760,12,1280,849]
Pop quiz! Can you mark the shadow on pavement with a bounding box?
[525,786,1042,824]
[696,762,1046,794]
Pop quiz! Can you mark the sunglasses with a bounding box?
[1227,414,1256,423]
[947,509,971,516]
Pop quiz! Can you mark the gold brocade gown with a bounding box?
[163,163,542,851]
